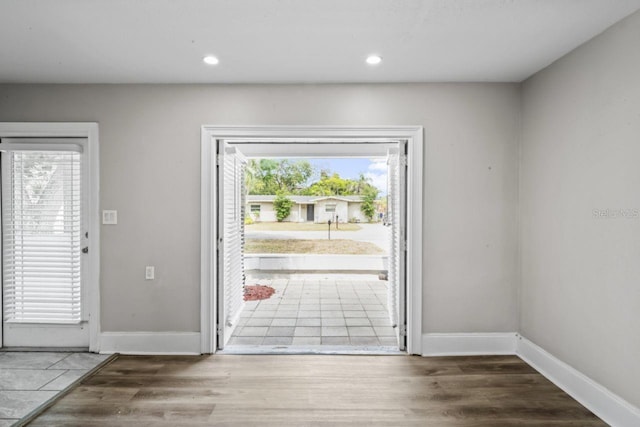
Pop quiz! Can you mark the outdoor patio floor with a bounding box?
[228,274,399,349]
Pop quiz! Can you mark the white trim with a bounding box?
[99,332,201,355]
[200,125,424,355]
[517,336,640,427]
[200,136,216,354]
[421,333,518,356]
[0,123,100,352]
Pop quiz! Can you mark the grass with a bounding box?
[245,239,384,255]
[246,222,362,232]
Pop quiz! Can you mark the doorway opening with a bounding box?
[200,126,424,355]
[226,151,400,352]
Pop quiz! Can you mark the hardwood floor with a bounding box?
[27,354,607,426]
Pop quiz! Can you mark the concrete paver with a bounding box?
[229,273,399,348]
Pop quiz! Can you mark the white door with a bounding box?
[1,138,89,347]
[387,143,407,350]
[217,141,247,349]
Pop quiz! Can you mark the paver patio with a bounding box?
[228,274,399,348]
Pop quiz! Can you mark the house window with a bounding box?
[250,204,261,213]
[325,203,336,213]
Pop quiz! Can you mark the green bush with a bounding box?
[360,193,376,222]
[273,193,293,222]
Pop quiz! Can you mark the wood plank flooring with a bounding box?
[27,355,607,426]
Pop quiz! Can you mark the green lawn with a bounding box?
[246,222,361,232]
[245,239,384,254]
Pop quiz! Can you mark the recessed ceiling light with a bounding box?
[203,55,219,65]
[366,55,382,65]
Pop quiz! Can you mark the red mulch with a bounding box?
[244,285,276,301]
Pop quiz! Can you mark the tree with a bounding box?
[302,173,356,196]
[245,159,261,195]
[360,188,377,221]
[355,173,369,194]
[303,172,379,198]
[273,193,293,222]
[246,159,314,195]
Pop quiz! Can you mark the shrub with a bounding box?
[273,193,293,222]
[360,193,376,222]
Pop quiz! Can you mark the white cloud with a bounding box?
[368,159,387,172]
[365,171,387,194]
[366,159,388,194]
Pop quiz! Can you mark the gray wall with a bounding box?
[0,83,520,335]
[521,11,640,408]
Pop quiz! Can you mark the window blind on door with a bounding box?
[221,147,246,341]
[387,149,400,327]
[3,150,82,323]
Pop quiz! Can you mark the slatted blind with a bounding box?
[3,150,82,324]
[387,143,407,349]
[221,146,246,344]
[387,149,400,328]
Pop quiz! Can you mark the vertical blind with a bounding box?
[387,144,406,349]
[3,150,82,323]
[221,146,246,345]
[387,149,400,328]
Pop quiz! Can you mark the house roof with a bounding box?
[247,195,363,204]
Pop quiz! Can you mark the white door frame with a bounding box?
[200,125,423,355]
[0,123,101,352]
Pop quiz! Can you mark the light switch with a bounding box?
[102,210,118,225]
[145,266,155,280]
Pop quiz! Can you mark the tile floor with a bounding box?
[228,274,399,349]
[0,351,109,426]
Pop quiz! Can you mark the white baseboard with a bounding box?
[99,332,201,355]
[517,336,640,427]
[421,332,640,427]
[421,332,518,356]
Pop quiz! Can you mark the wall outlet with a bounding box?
[145,266,155,280]
[102,210,118,225]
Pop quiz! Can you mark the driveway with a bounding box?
[246,223,391,252]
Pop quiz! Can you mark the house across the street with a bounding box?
[246,195,367,223]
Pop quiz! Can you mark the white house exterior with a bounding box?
[246,195,367,223]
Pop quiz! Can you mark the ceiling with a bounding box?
[1,0,639,84]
